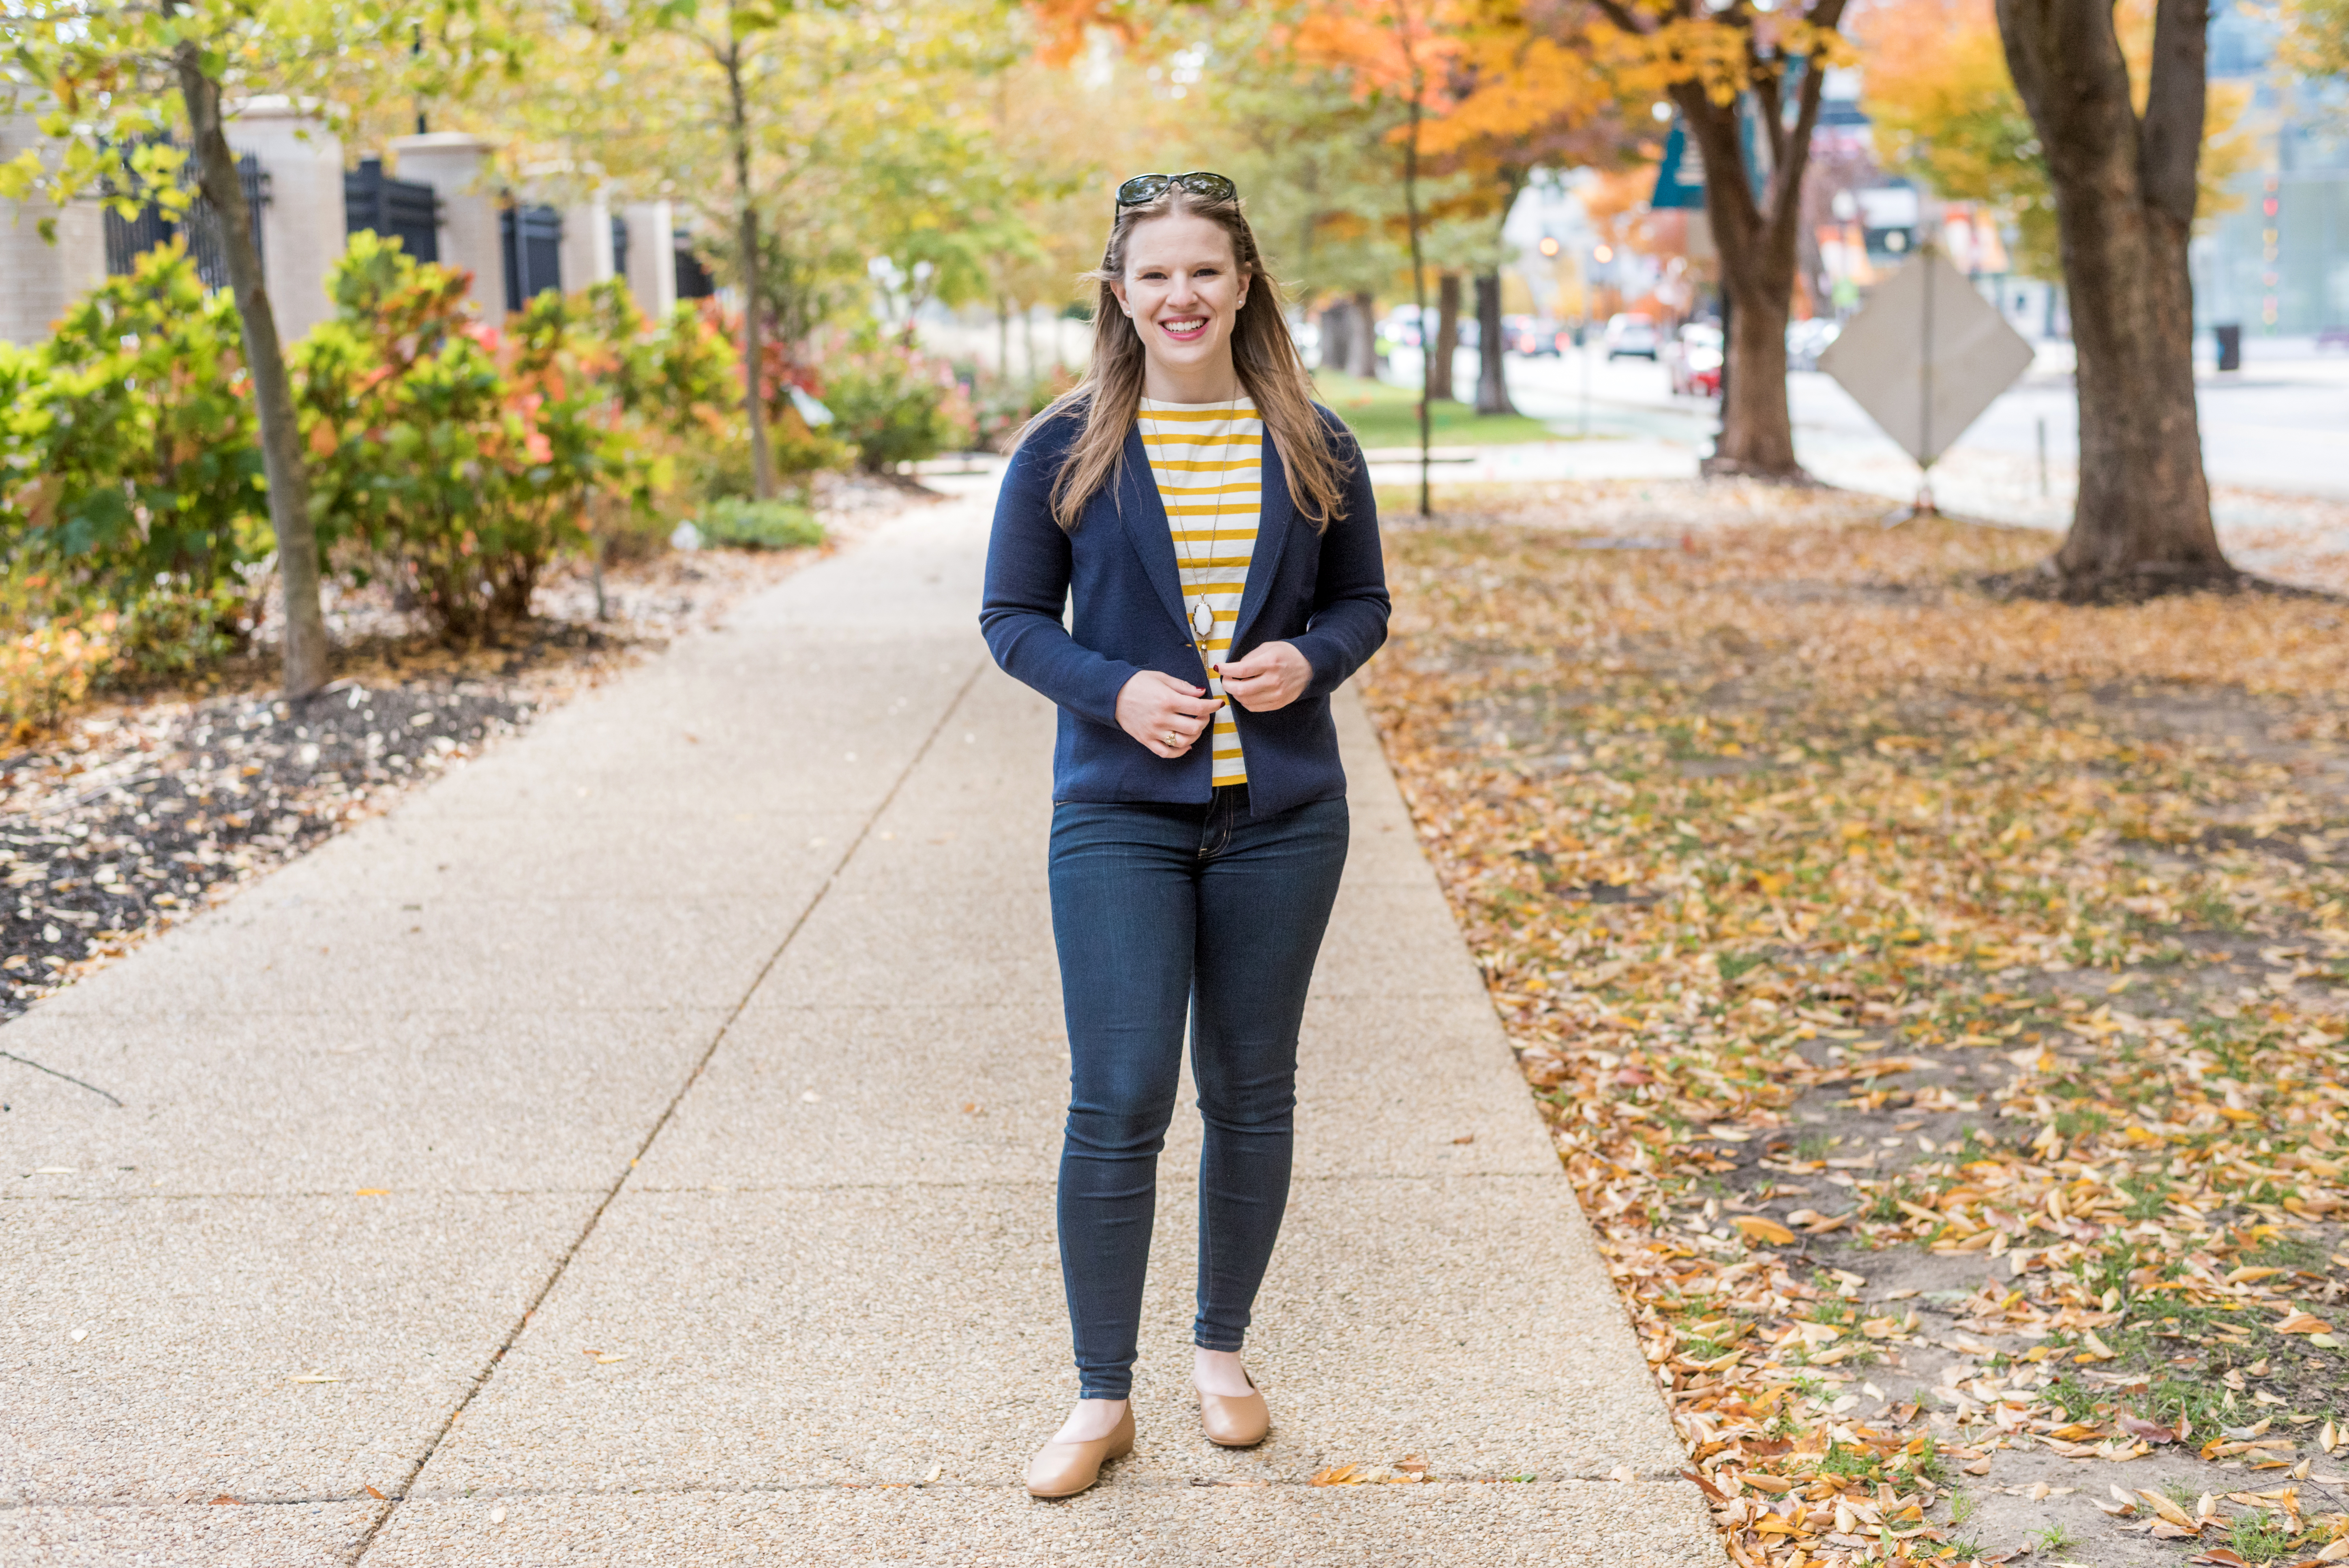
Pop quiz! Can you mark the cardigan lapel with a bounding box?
[1227,428,1294,653]
[1113,425,1192,639]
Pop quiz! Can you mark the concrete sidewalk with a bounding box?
[0,483,1715,1566]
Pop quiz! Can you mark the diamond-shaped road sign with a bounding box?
[1815,249,2035,468]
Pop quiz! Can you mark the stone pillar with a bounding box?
[0,115,109,346]
[225,96,345,343]
[388,132,503,316]
[556,193,613,293]
[621,200,677,318]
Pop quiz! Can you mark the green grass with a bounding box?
[1310,371,1567,449]
[2230,1509,2294,1564]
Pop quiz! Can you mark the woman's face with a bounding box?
[1110,210,1249,379]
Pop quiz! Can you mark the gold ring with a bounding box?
[1163,729,1179,747]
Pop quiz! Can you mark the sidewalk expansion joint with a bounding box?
[343,655,989,1567]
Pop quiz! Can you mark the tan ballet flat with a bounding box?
[1025,1404,1134,1497]
[1198,1371,1269,1448]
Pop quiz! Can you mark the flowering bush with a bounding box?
[822,334,976,472]
[970,366,1079,453]
[686,301,852,494]
[296,233,737,638]
[0,608,115,741]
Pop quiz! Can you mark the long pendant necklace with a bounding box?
[1172,405,1236,657]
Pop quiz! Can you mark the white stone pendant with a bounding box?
[1190,598,1215,639]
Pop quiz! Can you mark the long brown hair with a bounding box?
[1029,186,1350,533]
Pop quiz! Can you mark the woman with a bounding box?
[979,171,1389,1499]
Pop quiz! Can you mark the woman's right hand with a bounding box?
[1117,670,1223,759]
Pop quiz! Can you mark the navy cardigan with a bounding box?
[979,403,1390,818]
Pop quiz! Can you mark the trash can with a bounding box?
[2215,323,2242,373]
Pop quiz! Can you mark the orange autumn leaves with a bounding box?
[1364,488,2349,1568]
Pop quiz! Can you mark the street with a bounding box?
[1388,341,2349,509]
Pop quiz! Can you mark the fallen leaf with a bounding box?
[1732,1216,1796,1246]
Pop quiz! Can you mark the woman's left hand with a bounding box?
[1218,641,1312,713]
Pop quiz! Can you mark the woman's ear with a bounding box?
[1108,279,1132,318]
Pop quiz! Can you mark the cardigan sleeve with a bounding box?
[978,428,1144,730]
[1285,412,1390,697]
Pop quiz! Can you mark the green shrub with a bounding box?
[822,336,975,471]
[969,366,1077,453]
[674,412,851,507]
[0,243,268,644]
[697,497,825,550]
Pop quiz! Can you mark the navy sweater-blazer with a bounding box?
[979,402,1390,818]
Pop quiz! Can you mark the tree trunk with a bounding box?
[1473,271,1516,416]
[1997,0,2229,593]
[1348,289,1378,378]
[1403,90,1430,519]
[1318,300,1352,376]
[723,41,777,501]
[1430,271,1460,402]
[1622,9,1844,481]
[1674,79,1812,478]
[175,43,328,697]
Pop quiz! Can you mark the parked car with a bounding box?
[1786,317,1841,372]
[1499,314,1562,356]
[1377,306,1424,349]
[1663,322,1723,398]
[1604,312,1659,359]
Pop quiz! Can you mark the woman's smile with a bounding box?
[1110,210,1250,397]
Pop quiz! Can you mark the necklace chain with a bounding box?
[1169,399,1241,661]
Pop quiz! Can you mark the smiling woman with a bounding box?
[979,174,1389,1499]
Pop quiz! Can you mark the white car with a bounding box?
[1786,317,1841,372]
[1604,313,1659,360]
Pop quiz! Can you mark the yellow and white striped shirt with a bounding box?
[1136,395,1261,788]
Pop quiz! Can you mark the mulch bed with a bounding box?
[1362,480,2349,1567]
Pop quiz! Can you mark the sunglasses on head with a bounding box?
[1115,171,1239,210]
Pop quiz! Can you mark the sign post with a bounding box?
[1815,244,2035,523]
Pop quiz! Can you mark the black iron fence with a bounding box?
[102,146,270,290]
[344,157,439,264]
[500,203,563,310]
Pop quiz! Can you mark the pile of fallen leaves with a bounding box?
[1363,483,2349,1568]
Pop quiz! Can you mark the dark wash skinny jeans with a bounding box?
[1048,785,1350,1401]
